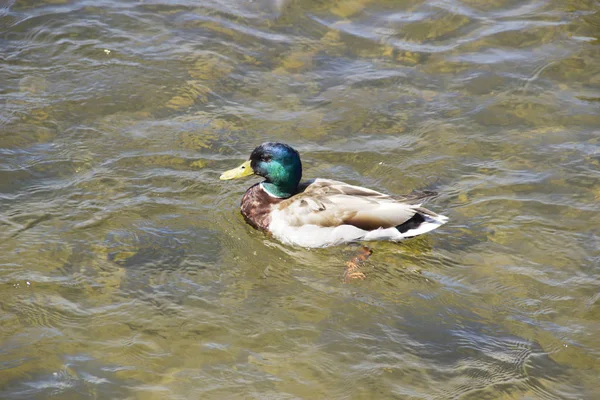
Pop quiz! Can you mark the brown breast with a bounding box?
[240,183,284,231]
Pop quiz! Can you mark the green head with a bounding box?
[220,142,302,198]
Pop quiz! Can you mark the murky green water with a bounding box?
[1,0,599,398]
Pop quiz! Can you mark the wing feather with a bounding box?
[277,179,436,230]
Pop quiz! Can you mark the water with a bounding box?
[1,0,599,398]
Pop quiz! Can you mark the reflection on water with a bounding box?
[1,0,599,398]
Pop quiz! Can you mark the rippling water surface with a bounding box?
[1,0,599,398]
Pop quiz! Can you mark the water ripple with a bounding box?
[1,0,599,398]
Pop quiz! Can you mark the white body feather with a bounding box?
[267,179,448,248]
[269,211,447,248]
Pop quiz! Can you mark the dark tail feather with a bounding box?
[396,213,425,233]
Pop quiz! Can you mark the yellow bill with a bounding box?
[219,160,254,180]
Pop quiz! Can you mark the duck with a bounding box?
[220,142,448,249]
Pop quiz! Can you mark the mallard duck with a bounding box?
[220,142,448,248]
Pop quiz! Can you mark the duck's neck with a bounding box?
[261,182,297,199]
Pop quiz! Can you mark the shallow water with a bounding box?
[1,0,599,398]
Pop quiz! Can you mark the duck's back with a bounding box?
[269,179,448,248]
